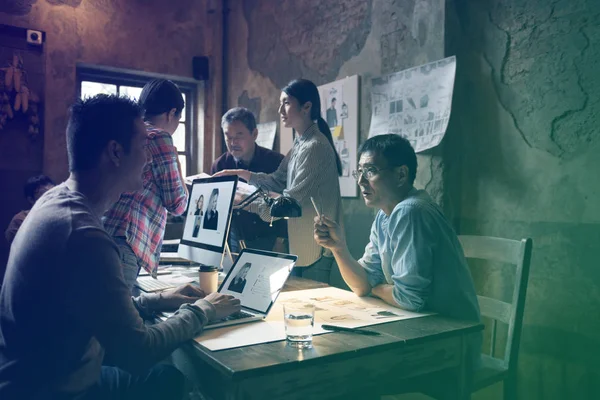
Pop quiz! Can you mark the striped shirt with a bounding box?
[103,122,188,275]
[249,123,342,266]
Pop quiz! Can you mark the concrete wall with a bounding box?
[448,0,600,398]
[228,0,600,397]
[226,0,446,262]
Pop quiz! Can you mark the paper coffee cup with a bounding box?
[198,265,218,293]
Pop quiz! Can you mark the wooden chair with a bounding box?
[458,235,533,400]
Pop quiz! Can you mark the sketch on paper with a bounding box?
[372,310,403,319]
[325,85,342,129]
[369,56,456,153]
[317,75,359,197]
[278,288,418,326]
[326,314,358,322]
[340,102,348,119]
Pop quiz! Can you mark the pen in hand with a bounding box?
[310,196,322,222]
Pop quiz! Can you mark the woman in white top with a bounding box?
[214,79,343,283]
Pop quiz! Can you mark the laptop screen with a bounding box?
[219,249,297,315]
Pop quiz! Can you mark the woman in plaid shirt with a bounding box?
[104,80,188,292]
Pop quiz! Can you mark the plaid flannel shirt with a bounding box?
[104,122,188,275]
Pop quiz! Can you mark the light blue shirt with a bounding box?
[359,188,482,367]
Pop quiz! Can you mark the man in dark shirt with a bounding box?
[0,94,240,400]
[211,107,286,252]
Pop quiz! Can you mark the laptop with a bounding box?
[204,248,298,329]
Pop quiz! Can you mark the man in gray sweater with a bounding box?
[0,94,240,400]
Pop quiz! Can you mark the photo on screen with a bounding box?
[220,250,296,314]
[181,176,237,252]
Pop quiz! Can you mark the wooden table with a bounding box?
[171,277,482,400]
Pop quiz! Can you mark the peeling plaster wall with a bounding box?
[226,0,446,263]
[448,0,600,398]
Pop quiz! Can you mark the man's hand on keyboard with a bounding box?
[199,293,242,321]
[158,284,207,311]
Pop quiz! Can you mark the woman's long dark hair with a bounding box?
[283,79,342,176]
[139,79,184,120]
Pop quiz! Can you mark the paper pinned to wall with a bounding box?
[256,121,277,150]
[369,56,456,152]
[317,75,360,197]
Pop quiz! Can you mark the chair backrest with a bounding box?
[458,235,533,370]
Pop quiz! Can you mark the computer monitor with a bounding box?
[178,175,238,268]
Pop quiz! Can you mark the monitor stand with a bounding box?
[222,242,235,274]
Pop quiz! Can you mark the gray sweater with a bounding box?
[0,184,214,399]
[249,123,343,267]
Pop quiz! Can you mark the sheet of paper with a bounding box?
[185,172,256,198]
[193,286,431,351]
[256,121,277,150]
[369,56,456,152]
[236,180,257,196]
[184,172,211,186]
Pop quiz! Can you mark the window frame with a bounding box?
[76,64,200,176]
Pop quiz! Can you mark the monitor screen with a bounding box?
[219,249,297,315]
[180,175,237,254]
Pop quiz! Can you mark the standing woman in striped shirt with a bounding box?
[215,79,343,283]
[104,80,188,291]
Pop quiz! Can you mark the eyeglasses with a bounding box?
[351,166,389,181]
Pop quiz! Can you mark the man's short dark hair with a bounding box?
[67,94,143,172]
[24,175,54,199]
[358,134,418,184]
[221,107,257,133]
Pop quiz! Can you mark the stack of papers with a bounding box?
[184,172,258,199]
[236,180,258,196]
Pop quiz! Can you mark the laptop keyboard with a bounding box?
[135,277,175,292]
[208,310,255,325]
[224,311,254,320]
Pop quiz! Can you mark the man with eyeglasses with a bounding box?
[314,134,481,372]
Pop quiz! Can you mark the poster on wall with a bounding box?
[369,56,456,153]
[255,121,277,150]
[280,75,360,198]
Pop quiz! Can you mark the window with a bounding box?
[77,65,198,177]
